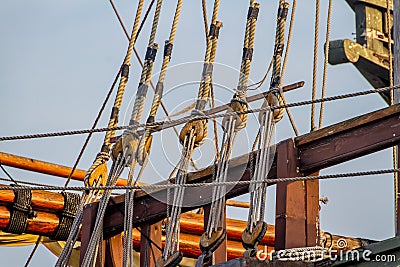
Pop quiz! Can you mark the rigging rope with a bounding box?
[311,0,320,131]
[159,1,222,265]
[81,0,165,264]
[242,1,288,254]
[280,0,299,136]
[318,0,332,129]
[197,2,259,265]
[2,168,400,192]
[55,0,145,265]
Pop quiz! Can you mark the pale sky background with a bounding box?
[0,0,396,266]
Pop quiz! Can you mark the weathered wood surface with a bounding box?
[97,104,400,237]
[0,152,128,186]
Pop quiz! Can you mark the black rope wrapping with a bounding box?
[247,6,260,20]
[6,186,36,234]
[145,45,158,62]
[52,192,80,241]
[209,23,221,38]
[121,64,130,78]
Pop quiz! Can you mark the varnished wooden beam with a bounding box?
[0,152,128,186]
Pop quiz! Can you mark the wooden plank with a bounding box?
[105,234,123,267]
[0,152,128,186]
[80,202,99,266]
[275,138,306,250]
[305,177,320,247]
[296,104,400,173]
[140,222,162,267]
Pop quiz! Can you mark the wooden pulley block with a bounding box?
[242,221,268,250]
[222,99,248,132]
[179,119,207,147]
[86,162,108,187]
[156,251,183,267]
[199,227,226,253]
[111,132,139,165]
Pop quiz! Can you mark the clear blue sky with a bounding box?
[0,0,395,266]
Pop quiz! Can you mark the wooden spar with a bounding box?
[95,104,400,237]
[0,152,128,186]
[393,0,400,236]
[109,81,305,143]
[0,205,59,236]
[0,184,65,213]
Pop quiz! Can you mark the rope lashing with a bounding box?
[138,0,184,166]
[5,186,36,235]
[52,192,80,241]
[55,1,145,266]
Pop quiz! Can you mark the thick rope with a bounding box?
[280,0,299,136]
[138,0,184,165]
[162,0,221,264]
[311,0,320,131]
[198,2,259,259]
[55,1,145,265]
[318,0,332,129]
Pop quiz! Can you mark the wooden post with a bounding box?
[80,202,101,266]
[140,221,162,267]
[394,0,400,236]
[275,138,306,250]
[275,139,319,250]
[203,204,227,265]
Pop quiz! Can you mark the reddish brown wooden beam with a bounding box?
[295,104,400,173]
[0,152,128,186]
[96,104,400,238]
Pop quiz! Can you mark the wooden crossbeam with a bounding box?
[95,104,400,238]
